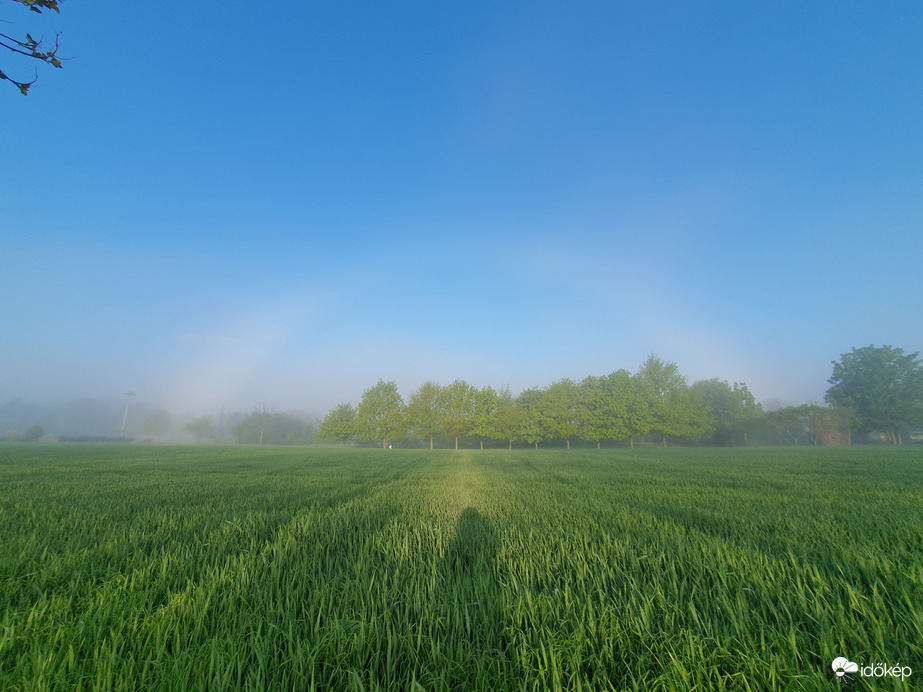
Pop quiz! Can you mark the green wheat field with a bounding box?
[1,445,920,691]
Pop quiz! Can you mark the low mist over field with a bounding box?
[2,2,921,425]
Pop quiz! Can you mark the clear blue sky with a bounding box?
[3,0,921,416]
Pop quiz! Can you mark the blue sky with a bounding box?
[2,1,921,417]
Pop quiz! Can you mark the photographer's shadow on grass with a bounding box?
[438,506,508,681]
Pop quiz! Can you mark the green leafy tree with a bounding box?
[470,385,496,450]
[356,379,406,449]
[576,370,640,448]
[691,379,763,446]
[517,387,548,450]
[471,385,510,450]
[2,0,64,95]
[439,379,476,450]
[184,416,216,444]
[541,379,581,449]
[22,423,44,442]
[626,371,653,448]
[764,405,812,446]
[805,404,856,446]
[231,409,315,445]
[576,375,607,448]
[251,401,276,446]
[406,381,443,450]
[603,370,641,446]
[492,386,521,450]
[317,402,357,447]
[826,345,923,444]
[635,355,711,447]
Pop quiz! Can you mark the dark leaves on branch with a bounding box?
[14,0,61,14]
[2,0,64,94]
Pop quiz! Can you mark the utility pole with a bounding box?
[119,391,136,438]
[217,403,225,442]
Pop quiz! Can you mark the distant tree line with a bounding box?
[4,345,918,447]
[3,423,46,442]
[56,435,135,443]
[0,400,319,446]
[179,403,318,446]
[318,347,923,449]
[0,398,176,440]
[231,407,317,446]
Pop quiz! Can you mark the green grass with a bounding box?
[1,445,921,691]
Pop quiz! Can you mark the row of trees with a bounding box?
[318,355,765,449]
[318,347,923,449]
[5,345,916,448]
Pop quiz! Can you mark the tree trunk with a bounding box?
[566,438,570,450]
[382,438,387,449]
[662,436,667,448]
[480,439,484,450]
[509,438,512,450]
[534,441,538,451]
[629,438,634,449]
[429,434,433,450]
[597,441,600,450]
[259,428,264,446]
[455,436,459,450]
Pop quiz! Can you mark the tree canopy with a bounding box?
[439,380,477,450]
[540,379,582,449]
[232,408,316,446]
[635,355,712,446]
[316,402,357,446]
[306,344,921,449]
[406,381,444,450]
[826,345,923,443]
[691,379,763,446]
[356,379,406,448]
[470,385,503,450]
[184,416,216,444]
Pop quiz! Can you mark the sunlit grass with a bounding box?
[1,445,920,690]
